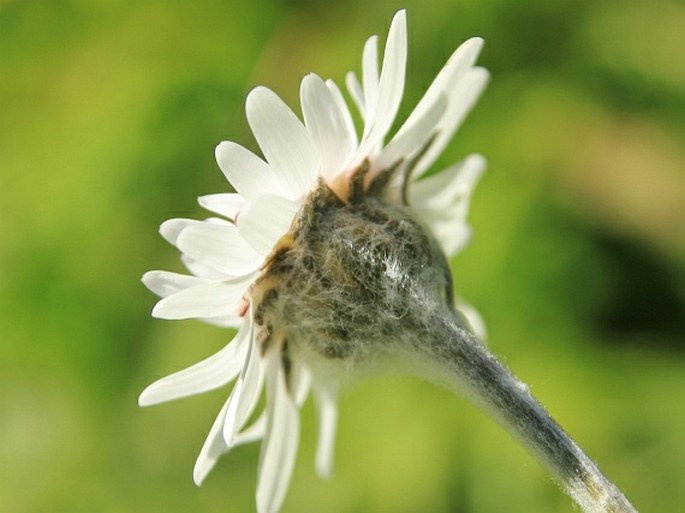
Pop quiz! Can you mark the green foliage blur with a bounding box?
[2,0,684,511]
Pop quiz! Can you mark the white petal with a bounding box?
[361,34,379,125]
[223,326,265,445]
[301,74,356,177]
[142,270,209,298]
[143,272,246,330]
[412,154,484,256]
[421,213,472,256]
[354,10,407,161]
[202,312,244,329]
[193,398,231,486]
[373,10,406,127]
[215,141,283,199]
[456,299,487,342]
[177,222,264,275]
[410,166,460,209]
[151,274,253,320]
[236,195,299,255]
[314,387,339,478]
[181,255,230,280]
[375,93,447,170]
[256,349,300,513]
[345,71,365,117]
[374,39,484,174]
[138,321,251,407]
[233,413,267,447]
[159,218,201,246]
[198,193,245,220]
[411,154,485,212]
[291,361,311,408]
[246,86,321,199]
[326,79,359,152]
[415,66,490,177]
[399,37,484,175]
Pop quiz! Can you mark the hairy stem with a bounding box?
[418,310,638,513]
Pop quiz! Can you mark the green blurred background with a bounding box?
[1,0,684,511]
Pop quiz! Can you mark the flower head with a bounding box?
[140,10,488,513]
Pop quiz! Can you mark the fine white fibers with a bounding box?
[141,9,489,513]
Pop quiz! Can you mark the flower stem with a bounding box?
[419,310,638,513]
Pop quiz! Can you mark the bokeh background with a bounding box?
[2,0,684,512]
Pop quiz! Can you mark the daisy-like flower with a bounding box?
[140,10,638,513]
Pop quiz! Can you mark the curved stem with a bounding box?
[417,310,638,513]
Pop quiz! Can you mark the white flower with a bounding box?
[140,10,488,513]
